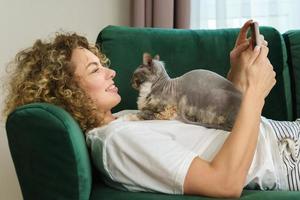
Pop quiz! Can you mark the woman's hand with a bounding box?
[232,42,276,100]
[244,45,276,99]
[227,20,269,94]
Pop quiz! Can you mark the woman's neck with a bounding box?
[103,110,117,124]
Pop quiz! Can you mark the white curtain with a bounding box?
[190,0,300,32]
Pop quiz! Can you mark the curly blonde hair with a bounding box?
[3,32,110,133]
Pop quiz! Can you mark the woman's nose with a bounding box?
[107,68,116,79]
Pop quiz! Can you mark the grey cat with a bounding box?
[130,53,242,131]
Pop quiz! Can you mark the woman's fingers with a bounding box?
[248,45,262,64]
[262,40,268,46]
[259,34,268,46]
[259,34,264,41]
[235,20,253,47]
[267,67,277,94]
[267,59,272,68]
[269,62,276,79]
[230,40,250,58]
[248,46,275,98]
[256,45,269,63]
[250,45,269,67]
[247,36,268,46]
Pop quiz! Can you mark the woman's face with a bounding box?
[72,47,121,112]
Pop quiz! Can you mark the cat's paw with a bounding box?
[155,105,178,120]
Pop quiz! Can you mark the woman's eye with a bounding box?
[91,68,100,73]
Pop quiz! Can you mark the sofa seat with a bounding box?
[90,179,300,200]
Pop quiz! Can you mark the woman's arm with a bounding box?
[183,89,263,198]
[183,43,276,197]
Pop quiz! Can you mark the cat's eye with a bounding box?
[146,64,153,71]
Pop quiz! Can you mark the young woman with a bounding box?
[3,20,300,198]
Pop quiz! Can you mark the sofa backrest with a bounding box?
[6,103,92,200]
[283,30,300,119]
[97,25,293,121]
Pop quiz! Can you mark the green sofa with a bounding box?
[5,26,300,200]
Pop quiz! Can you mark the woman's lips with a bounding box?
[106,84,118,93]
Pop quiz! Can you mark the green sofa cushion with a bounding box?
[283,30,300,119]
[97,25,293,121]
[6,103,92,200]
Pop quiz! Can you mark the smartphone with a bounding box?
[250,22,261,49]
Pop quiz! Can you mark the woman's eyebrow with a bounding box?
[85,62,99,69]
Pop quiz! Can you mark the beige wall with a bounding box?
[0,0,131,199]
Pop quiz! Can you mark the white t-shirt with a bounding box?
[86,110,288,194]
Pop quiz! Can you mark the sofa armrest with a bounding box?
[6,103,92,200]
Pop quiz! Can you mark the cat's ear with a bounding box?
[154,54,160,61]
[143,53,152,65]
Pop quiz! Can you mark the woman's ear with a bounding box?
[154,54,160,61]
[143,52,152,65]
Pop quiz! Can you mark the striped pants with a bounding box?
[268,119,300,191]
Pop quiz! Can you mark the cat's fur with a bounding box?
[129,53,242,131]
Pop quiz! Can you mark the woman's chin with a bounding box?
[113,94,122,106]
